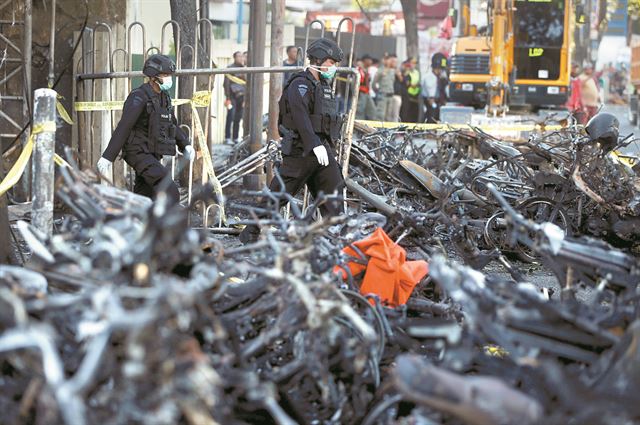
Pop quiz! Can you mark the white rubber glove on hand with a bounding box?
[96,157,112,177]
[183,145,195,161]
[313,145,329,166]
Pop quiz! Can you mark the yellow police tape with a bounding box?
[0,122,56,197]
[611,151,639,168]
[174,90,212,108]
[54,153,70,168]
[75,91,215,111]
[187,92,227,224]
[56,97,74,125]
[225,74,247,85]
[74,100,125,111]
[355,119,564,132]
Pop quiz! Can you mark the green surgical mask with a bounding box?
[321,65,337,79]
[159,76,173,91]
[310,65,337,79]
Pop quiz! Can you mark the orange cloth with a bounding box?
[335,228,428,307]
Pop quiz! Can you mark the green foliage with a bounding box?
[630,0,640,20]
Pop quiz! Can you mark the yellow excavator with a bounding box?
[449,0,574,116]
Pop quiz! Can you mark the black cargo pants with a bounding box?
[123,146,180,204]
[239,148,344,243]
[272,150,344,216]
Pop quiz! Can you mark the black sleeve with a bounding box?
[101,90,146,162]
[437,77,448,103]
[222,66,233,99]
[287,79,322,156]
[223,73,232,99]
[173,113,189,151]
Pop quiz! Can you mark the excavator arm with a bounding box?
[487,0,515,116]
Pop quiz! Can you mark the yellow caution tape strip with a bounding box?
[174,91,212,108]
[49,82,73,125]
[53,153,70,168]
[74,100,126,112]
[75,92,214,112]
[188,91,227,224]
[611,150,639,167]
[356,119,564,132]
[0,121,56,197]
[56,97,74,125]
[225,74,247,85]
[226,74,270,86]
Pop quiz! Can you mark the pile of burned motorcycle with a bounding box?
[0,121,639,425]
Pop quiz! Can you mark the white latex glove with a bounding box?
[313,145,329,167]
[183,145,195,161]
[96,157,112,177]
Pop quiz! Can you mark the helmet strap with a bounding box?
[307,63,322,80]
[149,76,163,92]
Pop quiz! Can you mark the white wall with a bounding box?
[126,0,172,54]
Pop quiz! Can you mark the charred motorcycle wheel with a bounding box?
[484,197,570,263]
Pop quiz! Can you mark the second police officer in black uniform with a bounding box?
[97,54,194,204]
[239,38,345,243]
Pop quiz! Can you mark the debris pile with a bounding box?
[348,124,640,260]
[1,125,640,424]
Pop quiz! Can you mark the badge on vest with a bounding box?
[298,86,308,97]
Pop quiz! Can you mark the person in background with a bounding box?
[374,54,399,122]
[566,62,584,124]
[400,57,421,122]
[223,51,246,144]
[579,63,600,123]
[96,54,194,204]
[356,54,378,120]
[283,45,299,86]
[611,65,626,98]
[390,63,404,122]
[422,54,448,123]
[368,57,380,103]
[334,52,352,113]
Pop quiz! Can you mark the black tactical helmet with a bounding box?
[143,54,176,78]
[586,112,619,152]
[431,52,448,69]
[307,38,344,63]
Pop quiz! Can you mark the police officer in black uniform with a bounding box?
[96,54,194,204]
[239,38,345,243]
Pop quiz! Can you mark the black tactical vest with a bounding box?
[279,71,345,143]
[130,84,177,156]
